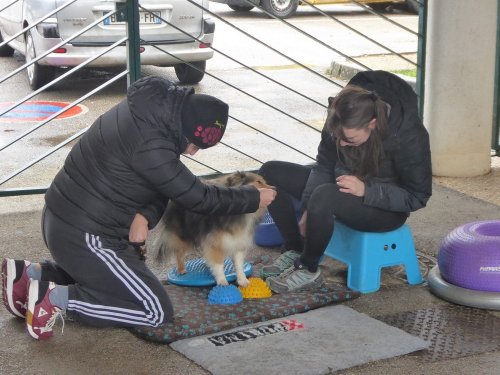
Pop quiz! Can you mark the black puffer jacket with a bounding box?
[302,70,432,213]
[45,77,260,238]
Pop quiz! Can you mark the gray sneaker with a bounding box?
[266,264,323,293]
[260,250,301,279]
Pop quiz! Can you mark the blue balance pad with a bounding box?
[254,201,302,247]
[254,210,284,247]
[208,285,243,305]
[166,258,253,287]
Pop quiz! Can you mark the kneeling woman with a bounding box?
[259,70,432,293]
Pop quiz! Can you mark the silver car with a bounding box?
[209,0,416,18]
[0,0,215,89]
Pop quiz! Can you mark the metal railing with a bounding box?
[0,0,427,197]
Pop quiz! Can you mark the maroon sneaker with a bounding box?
[26,280,63,340]
[2,258,31,318]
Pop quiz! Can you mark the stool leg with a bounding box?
[403,257,424,285]
[347,263,381,294]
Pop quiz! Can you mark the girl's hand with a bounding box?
[298,211,307,237]
[129,213,149,244]
[336,175,365,197]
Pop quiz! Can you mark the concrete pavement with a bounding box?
[1,166,499,374]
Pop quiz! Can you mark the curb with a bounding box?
[328,60,417,92]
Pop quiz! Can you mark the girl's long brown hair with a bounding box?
[325,85,388,179]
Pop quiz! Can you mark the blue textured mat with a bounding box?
[166,258,253,287]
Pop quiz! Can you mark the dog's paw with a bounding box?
[237,277,250,288]
[216,278,229,286]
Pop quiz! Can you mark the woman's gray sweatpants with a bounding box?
[40,206,173,328]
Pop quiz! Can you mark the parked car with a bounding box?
[0,0,215,89]
[209,0,419,19]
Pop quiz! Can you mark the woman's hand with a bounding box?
[298,211,307,237]
[336,175,365,197]
[258,188,277,208]
[129,213,149,244]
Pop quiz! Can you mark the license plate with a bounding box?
[103,11,161,25]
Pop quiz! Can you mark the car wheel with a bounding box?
[406,0,419,14]
[228,4,254,12]
[0,31,15,57]
[174,61,206,84]
[25,31,56,90]
[367,2,391,12]
[260,0,299,19]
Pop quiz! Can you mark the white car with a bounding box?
[0,0,215,89]
[209,0,418,18]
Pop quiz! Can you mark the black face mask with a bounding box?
[179,136,189,155]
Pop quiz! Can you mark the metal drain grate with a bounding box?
[376,305,500,361]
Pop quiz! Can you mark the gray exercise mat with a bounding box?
[170,305,429,375]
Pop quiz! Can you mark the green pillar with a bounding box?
[416,0,427,119]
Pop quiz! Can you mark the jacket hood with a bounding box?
[126,76,194,149]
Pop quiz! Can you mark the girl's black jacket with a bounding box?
[45,77,260,238]
[302,70,432,214]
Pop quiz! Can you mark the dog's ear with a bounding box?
[225,173,235,187]
[225,171,246,187]
[238,171,252,186]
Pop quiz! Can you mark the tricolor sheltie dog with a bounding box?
[152,171,273,287]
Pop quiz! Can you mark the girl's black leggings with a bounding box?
[259,161,407,272]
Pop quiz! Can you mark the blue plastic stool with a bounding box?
[324,221,423,293]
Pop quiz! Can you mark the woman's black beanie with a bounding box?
[181,93,229,149]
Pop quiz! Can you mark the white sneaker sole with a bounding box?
[26,280,40,340]
[3,259,24,318]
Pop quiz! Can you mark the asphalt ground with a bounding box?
[1,176,500,374]
[1,62,500,374]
